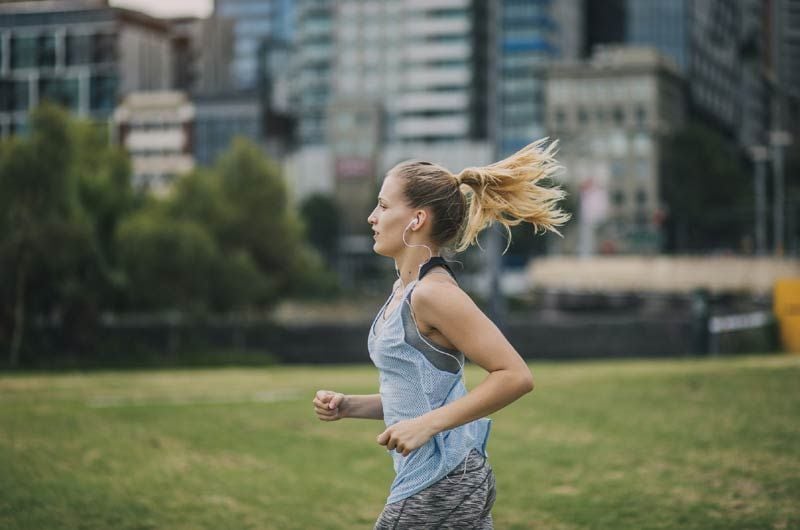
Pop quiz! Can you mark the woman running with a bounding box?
[312,139,570,529]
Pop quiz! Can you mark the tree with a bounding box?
[0,103,95,365]
[211,138,335,297]
[660,122,752,253]
[299,193,340,264]
[116,137,336,312]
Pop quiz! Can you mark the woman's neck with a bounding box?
[394,246,439,287]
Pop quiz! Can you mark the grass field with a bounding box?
[1,355,799,530]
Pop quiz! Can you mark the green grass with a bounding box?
[1,355,799,529]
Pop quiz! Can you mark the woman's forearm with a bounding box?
[343,393,384,420]
[423,369,532,434]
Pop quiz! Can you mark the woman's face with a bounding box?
[367,173,416,257]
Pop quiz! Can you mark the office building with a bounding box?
[292,0,333,146]
[497,0,584,156]
[192,91,262,167]
[0,0,174,137]
[213,0,293,90]
[546,46,686,255]
[584,0,768,149]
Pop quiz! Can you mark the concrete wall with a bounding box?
[528,256,800,294]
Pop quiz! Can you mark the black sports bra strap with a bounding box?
[418,256,457,282]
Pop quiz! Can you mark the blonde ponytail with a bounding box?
[454,138,571,253]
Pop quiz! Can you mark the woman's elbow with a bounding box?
[515,370,535,394]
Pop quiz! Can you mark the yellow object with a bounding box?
[774,279,800,353]
[777,315,800,354]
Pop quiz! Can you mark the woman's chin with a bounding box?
[372,241,393,258]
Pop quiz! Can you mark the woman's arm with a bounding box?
[376,280,533,456]
[342,393,384,420]
[313,391,383,421]
[415,281,534,431]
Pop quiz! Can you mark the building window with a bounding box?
[39,77,80,111]
[595,108,606,124]
[636,189,647,205]
[38,34,56,68]
[611,160,626,179]
[92,34,116,64]
[635,106,647,128]
[90,75,117,112]
[612,189,625,206]
[636,159,649,181]
[11,35,38,70]
[555,107,566,127]
[0,80,29,112]
[578,106,589,125]
[613,106,625,126]
[66,33,92,66]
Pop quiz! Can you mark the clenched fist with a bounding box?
[312,390,347,421]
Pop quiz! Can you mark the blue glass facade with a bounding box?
[498,0,559,156]
[215,0,294,90]
[193,96,262,166]
[625,0,689,70]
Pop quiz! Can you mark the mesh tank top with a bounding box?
[368,260,492,504]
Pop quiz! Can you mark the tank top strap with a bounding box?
[418,256,457,282]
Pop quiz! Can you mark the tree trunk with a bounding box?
[9,254,28,368]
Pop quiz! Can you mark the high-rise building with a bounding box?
[292,0,333,146]
[584,0,769,150]
[0,0,174,137]
[496,0,585,157]
[213,0,293,90]
[767,0,800,140]
[583,0,626,57]
[769,0,800,100]
[392,0,491,145]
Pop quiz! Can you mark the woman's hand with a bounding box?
[376,417,438,457]
[313,390,347,421]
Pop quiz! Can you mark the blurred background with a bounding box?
[0,0,799,368]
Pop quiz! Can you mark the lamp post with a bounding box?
[749,145,769,255]
[770,130,793,256]
[487,0,506,328]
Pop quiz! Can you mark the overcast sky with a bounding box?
[109,0,212,18]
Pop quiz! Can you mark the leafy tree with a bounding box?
[299,193,340,264]
[660,122,751,253]
[211,138,335,297]
[116,137,336,312]
[0,103,98,365]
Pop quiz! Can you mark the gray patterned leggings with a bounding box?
[373,449,496,530]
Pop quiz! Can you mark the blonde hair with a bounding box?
[389,138,571,253]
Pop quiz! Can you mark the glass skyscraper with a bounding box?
[497,0,582,157]
[214,0,294,90]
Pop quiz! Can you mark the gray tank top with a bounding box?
[367,265,492,504]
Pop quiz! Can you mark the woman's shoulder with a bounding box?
[412,269,466,307]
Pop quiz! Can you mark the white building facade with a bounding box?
[114,91,195,195]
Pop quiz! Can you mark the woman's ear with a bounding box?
[411,210,429,230]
